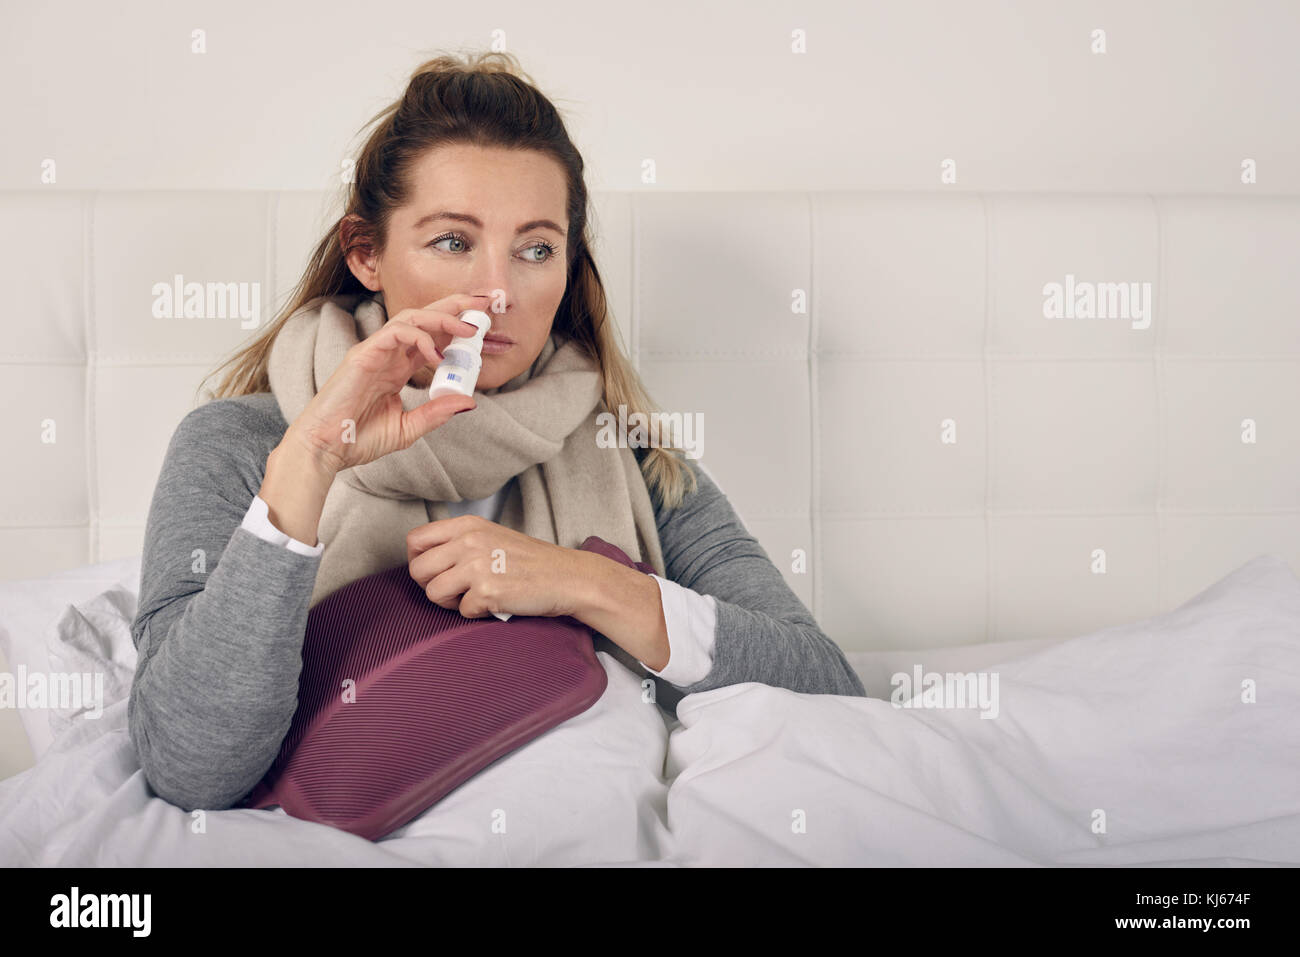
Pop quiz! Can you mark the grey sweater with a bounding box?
[128,392,866,811]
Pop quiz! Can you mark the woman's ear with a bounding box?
[340,214,382,292]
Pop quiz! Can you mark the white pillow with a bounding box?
[0,556,141,757]
[2,563,674,866]
[845,634,1071,700]
[662,553,1300,866]
[0,649,673,866]
[45,585,139,736]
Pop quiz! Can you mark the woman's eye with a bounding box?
[429,233,556,263]
[429,234,466,253]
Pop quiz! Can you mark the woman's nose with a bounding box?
[472,289,507,317]
[471,262,510,313]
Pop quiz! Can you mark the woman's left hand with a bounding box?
[406,515,589,619]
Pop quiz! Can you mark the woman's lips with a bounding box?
[481,336,514,355]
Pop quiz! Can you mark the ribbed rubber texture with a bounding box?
[239,535,648,841]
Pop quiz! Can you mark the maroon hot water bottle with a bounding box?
[241,535,656,840]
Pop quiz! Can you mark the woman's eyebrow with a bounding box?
[412,210,565,235]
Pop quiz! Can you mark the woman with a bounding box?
[128,50,865,812]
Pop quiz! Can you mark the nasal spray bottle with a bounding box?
[429,310,493,399]
[429,309,514,622]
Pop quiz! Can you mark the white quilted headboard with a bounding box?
[3,189,1298,653]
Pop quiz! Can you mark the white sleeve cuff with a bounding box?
[241,494,325,557]
[643,574,717,687]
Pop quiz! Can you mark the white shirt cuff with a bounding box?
[241,494,325,557]
[643,574,717,687]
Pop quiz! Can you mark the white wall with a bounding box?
[2,0,1296,193]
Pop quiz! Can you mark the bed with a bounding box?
[3,188,1299,866]
[2,548,1297,866]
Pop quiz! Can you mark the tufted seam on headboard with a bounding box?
[1152,193,1166,612]
[83,192,98,565]
[630,194,640,371]
[981,192,993,643]
[806,192,818,622]
[267,191,279,358]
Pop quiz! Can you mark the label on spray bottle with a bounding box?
[429,310,492,399]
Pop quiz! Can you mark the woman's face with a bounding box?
[346,142,570,391]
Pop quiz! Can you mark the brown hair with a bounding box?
[200,50,697,508]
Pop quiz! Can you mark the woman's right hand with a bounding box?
[284,292,491,475]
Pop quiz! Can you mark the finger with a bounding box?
[401,308,483,341]
[458,592,494,620]
[423,564,473,609]
[409,540,456,592]
[406,516,469,562]
[422,293,494,316]
[361,320,435,367]
[400,393,476,444]
[383,322,442,366]
[455,575,503,619]
[396,294,491,331]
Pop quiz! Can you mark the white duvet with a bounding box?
[1,554,1298,866]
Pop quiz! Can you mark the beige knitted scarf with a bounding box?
[265,291,666,625]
